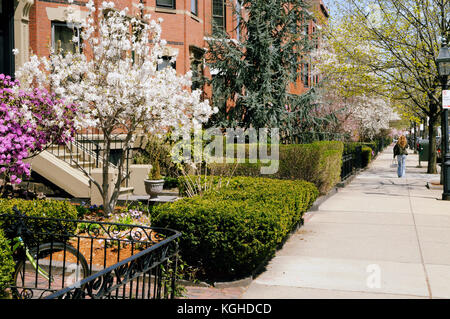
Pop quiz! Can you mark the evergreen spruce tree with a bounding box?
[204,0,334,140]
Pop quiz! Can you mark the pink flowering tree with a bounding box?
[0,74,77,196]
[16,1,215,213]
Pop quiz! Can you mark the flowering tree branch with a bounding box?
[16,1,215,212]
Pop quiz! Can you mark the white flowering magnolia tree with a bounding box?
[311,37,394,140]
[16,1,215,213]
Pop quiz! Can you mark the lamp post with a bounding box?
[436,39,450,200]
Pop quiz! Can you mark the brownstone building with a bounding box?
[3,0,328,94]
[0,0,328,200]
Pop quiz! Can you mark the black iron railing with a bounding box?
[46,131,133,187]
[340,153,354,181]
[282,131,350,145]
[0,210,181,299]
[340,146,363,182]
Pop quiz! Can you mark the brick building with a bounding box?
[1,0,328,200]
[2,0,328,94]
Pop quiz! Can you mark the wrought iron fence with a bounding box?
[340,146,363,182]
[0,209,181,299]
[282,131,350,145]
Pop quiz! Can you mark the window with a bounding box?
[303,19,309,35]
[191,0,198,16]
[52,22,81,54]
[212,0,226,31]
[0,0,14,77]
[190,46,204,90]
[157,56,176,71]
[302,63,310,88]
[156,0,175,9]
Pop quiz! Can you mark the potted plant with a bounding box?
[144,161,165,198]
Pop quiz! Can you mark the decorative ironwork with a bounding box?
[47,239,179,299]
[0,209,181,299]
[340,146,362,182]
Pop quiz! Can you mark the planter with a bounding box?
[144,179,165,198]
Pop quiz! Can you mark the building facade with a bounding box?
[0,0,328,200]
[3,0,328,94]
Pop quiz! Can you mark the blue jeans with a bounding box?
[397,155,407,177]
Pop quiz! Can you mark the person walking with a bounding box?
[394,135,408,178]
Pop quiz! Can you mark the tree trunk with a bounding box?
[413,122,417,154]
[102,132,113,215]
[427,114,438,174]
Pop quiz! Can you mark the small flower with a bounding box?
[12,48,19,55]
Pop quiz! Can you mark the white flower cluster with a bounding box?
[16,0,215,137]
[351,96,393,139]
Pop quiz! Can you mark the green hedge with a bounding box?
[208,141,344,195]
[0,228,14,298]
[152,177,319,281]
[361,146,373,167]
[0,199,78,244]
[345,139,391,168]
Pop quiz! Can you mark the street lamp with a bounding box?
[436,39,450,200]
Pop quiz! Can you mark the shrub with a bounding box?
[361,146,373,167]
[164,176,179,189]
[0,228,14,298]
[343,142,362,155]
[0,199,78,245]
[208,141,344,195]
[134,135,180,177]
[0,199,78,220]
[152,177,319,281]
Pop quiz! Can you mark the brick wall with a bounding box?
[27,0,327,100]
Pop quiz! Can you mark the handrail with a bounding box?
[45,130,136,187]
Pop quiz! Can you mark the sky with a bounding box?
[323,0,342,20]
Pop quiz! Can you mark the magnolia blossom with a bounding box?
[16,1,214,138]
[311,39,394,140]
[350,95,394,139]
[15,1,215,212]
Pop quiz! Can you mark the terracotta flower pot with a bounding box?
[144,179,165,198]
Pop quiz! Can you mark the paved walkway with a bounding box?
[243,146,450,299]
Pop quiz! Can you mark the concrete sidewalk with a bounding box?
[243,146,450,299]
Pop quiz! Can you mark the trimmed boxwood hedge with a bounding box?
[208,141,344,195]
[0,199,78,219]
[344,141,383,168]
[361,146,373,167]
[152,177,319,281]
[0,199,78,244]
[0,228,14,298]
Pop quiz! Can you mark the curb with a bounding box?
[427,181,443,190]
[308,187,339,213]
[179,277,253,289]
[178,279,211,288]
[213,277,253,289]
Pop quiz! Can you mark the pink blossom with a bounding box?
[0,75,77,185]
